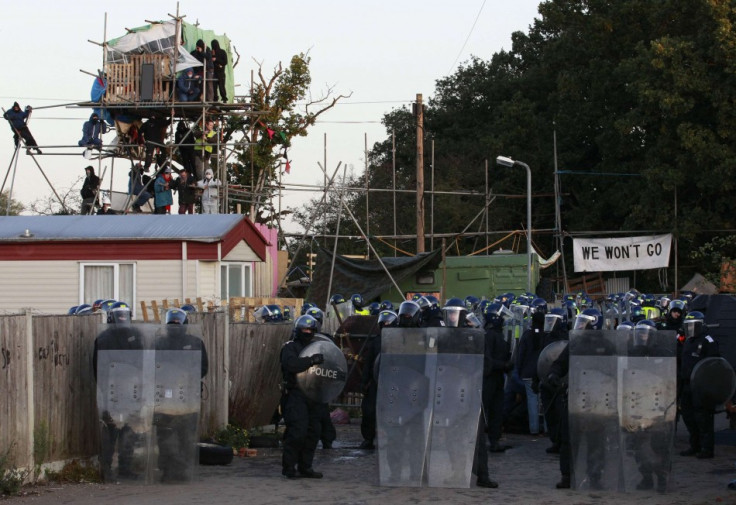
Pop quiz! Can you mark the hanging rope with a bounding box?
[373,235,415,257]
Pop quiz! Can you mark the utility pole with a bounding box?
[415,93,425,253]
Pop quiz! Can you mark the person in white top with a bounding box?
[197,168,222,214]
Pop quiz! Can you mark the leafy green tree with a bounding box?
[221,53,349,229]
[0,191,24,216]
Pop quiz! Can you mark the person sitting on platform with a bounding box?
[78,112,108,148]
[177,68,201,102]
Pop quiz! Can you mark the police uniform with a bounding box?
[93,324,145,480]
[679,330,719,457]
[154,326,208,482]
[483,323,511,451]
[280,336,323,478]
[359,331,381,449]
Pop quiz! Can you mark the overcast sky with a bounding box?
[1,0,541,230]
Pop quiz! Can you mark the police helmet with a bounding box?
[616,320,635,331]
[99,299,116,312]
[630,304,645,323]
[531,298,548,315]
[330,294,346,305]
[464,295,480,311]
[379,300,395,312]
[377,310,398,329]
[483,302,506,329]
[668,299,686,315]
[92,299,106,311]
[301,302,316,315]
[683,311,705,338]
[75,303,92,315]
[415,296,431,313]
[255,304,283,323]
[67,305,79,315]
[397,300,422,328]
[544,308,567,333]
[350,294,365,310]
[306,307,325,327]
[107,301,131,325]
[282,306,293,321]
[368,302,381,316]
[573,308,603,330]
[180,304,197,314]
[633,319,657,347]
[294,314,319,340]
[165,308,188,325]
[443,297,468,328]
[425,295,440,310]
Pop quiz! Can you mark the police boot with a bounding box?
[656,473,667,493]
[679,447,699,457]
[477,478,499,488]
[636,474,654,490]
[556,475,571,489]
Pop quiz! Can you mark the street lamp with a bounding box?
[496,156,533,292]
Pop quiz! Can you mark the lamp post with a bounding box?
[496,156,532,292]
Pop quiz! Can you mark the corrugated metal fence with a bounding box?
[0,311,290,471]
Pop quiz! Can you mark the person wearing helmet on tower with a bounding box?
[679,311,719,459]
[482,302,513,452]
[92,301,142,480]
[359,310,398,450]
[280,315,326,479]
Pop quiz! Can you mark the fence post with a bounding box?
[24,308,35,472]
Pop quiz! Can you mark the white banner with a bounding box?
[573,234,672,272]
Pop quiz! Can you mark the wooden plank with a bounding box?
[0,315,31,468]
[139,301,149,322]
[228,323,292,429]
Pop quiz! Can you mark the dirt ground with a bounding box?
[4,416,736,505]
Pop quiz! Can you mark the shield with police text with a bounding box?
[426,327,484,488]
[618,330,677,493]
[691,356,736,409]
[376,327,435,487]
[296,338,348,403]
[568,330,622,491]
[95,324,156,483]
[152,324,204,483]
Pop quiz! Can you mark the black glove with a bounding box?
[25,105,32,112]
[310,353,324,365]
[546,373,561,390]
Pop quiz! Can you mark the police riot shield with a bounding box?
[537,340,568,386]
[95,323,156,483]
[568,330,622,491]
[376,327,435,487]
[295,338,348,403]
[602,304,619,330]
[426,327,484,488]
[152,324,204,483]
[691,357,736,409]
[618,330,677,493]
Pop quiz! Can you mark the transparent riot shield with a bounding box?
[568,330,622,491]
[95,323,156,483]
[152,324,204,483]
[537,340,568,386]
[376,327,435,487]
[426,327,484,488]
[618,330,677,493]
[296,338,348,403]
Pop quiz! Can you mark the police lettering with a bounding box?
[309,366,337,379]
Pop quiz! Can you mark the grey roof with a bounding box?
[0,215,246,242]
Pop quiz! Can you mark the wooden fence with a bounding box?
[0,311,290,473]
[140,297,303,323]
[104,54,172,103]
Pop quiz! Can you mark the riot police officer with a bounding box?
[155,308,208,482]
[93,302,143,480]
[280,315,326,478]
[481,301,513,452]
[679,311,720,459]
[398,300,422,328]
[359,310,398,450]
[538,308,568,454]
